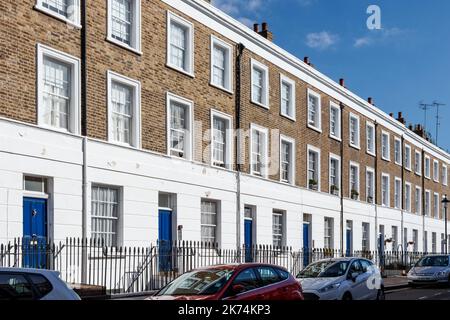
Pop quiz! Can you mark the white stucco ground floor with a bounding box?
[1,117,449,253]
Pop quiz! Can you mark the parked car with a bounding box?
[0,268,81,300]
[407,255,450,286]
[296,257,384,300]
[147,263,303,300]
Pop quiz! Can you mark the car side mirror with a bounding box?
[232,284,245,294]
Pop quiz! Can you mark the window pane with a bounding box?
[252,68,263,103]
[170,22,187,70]
[201,201,218,243]
[111,82,132,144]
[111,0,132,45]
[43,57,71,130]
[42,0,69,17]
[91,186,119,247]
[213,117,227,166]
[213,45,226,88]
[170,102,187,157]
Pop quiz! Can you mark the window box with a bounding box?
[351,189,359,200]
[330,185,339,196]
[309,179,318,191]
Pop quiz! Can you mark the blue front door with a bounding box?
[158,209,172,272]
[346,229,352,257]
[303,223,310,267]
[23,197,48,268]
[244,219,253,262]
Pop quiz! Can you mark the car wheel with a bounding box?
[342,292,352,301]
[376,288,385,301]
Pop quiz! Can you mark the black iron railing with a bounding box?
[0,238,444,295]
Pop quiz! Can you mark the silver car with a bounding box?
[0,268,81,300]
[407,255,450,286]
[296,257,384,300]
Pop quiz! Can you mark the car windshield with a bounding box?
[297,260,349,278]
[156,268,234,296]
[416,256,449,267]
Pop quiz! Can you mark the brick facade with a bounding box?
[1,0,449,222]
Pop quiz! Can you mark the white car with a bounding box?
[296,257,384,300]
[407,255,450,286]
[0,268,81,300]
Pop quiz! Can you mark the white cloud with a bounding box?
[211,0,268,27]
[306,31,339,50]
[354,27,407,48]
[296,0,317,7]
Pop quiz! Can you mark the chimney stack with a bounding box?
[389,113,394,118]
[253,23,259,33]
[304,56,310,65]
[396,112,406,125]
[257,22,273,42]
[339,78,345,88]
[368,97,374,105]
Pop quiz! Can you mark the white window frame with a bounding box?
[394,137,402,166]
[279,135,296,185]
[366,122,376,156]
[442,164,448,186]
[415,186,422,215]
[349,113,360,149]
[250,59,269,109]
[425,190,431,216]
[210,109,233,170]
[362,222,370,251]
[405,182,412,212]
[250,123,269,178]
[166,11,194,77]
[415,151,422,176]
[107,71,141,148]
[329,153,341,196]
[433,160,439,182]
[381,131,390,161]
[272,210,286,247]
[201,199,220,244]
[324,217,334,249]
[210,36,233,93]
[329,102,341,141]
[381,173,390,207]
[424,155,431,179]
[90,184,122,247]
[394,177,402,209]
[433,192,440,219]
[307,89,322,132]
[166,92,194,160]
[307,145,321,192]
[35,0,81,28]
[106,0,142,54]
[279,74,296,121]
[366,167,375,204]
[349,161,360,200]
[37,44,81,135]
[404,144,412,171]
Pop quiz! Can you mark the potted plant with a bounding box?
[351,189,359,200]
[330,185,339,195]
[309,179,318,190]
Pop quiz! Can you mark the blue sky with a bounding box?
[212,0,450,152]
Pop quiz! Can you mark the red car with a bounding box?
[147,263,303,300]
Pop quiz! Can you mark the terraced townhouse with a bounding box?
[1,0,449,254]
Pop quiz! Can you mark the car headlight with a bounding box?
[319,283,341,293]
[435,271,449,278]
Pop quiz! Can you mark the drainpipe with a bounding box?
[422,148,426,253]
[374,121,379,255]
[80,0,88,283]
[401,135,405,250]
[235,43,245,250]
[339,103,345,256]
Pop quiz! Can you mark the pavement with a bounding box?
[386,286,450,300]
[383,275,409,291]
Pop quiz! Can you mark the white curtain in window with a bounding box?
[111,0,132,45]
[91,186,119,247]
[111,82,132,144]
